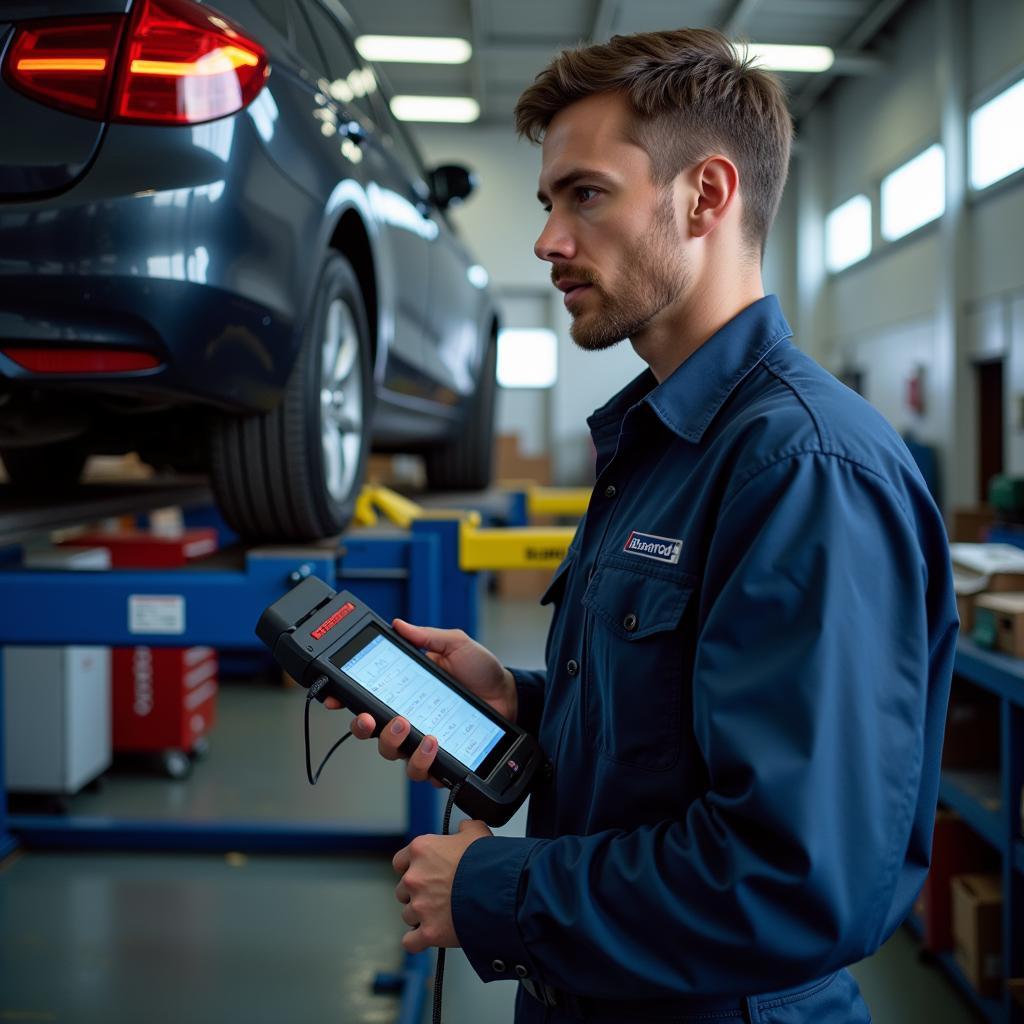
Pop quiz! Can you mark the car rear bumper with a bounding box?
[0,115,319,412]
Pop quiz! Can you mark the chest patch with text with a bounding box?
[623,531,683,564]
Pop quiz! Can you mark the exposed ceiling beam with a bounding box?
[792,0,910,118]
[591,0,619,42]
[468,0,487,116]
[723,0,764,38]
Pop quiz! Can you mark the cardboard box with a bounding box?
[913,810,997,952]
[495,433,553,486]
[973,592,1024,658]
[952,873,1003,997]
[951,506,995,543]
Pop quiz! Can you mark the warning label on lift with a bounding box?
[128,594,186,635]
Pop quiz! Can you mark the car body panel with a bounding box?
[0,0,498,457]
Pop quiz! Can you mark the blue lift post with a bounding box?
[0,513,479,1024]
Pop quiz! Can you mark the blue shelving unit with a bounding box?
[931,638,1024,1023]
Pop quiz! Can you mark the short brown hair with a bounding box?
[515,28,793,254]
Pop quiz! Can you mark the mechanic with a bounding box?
[330,27,959,1024]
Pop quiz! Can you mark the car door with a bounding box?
[369,99,483,408]
[295,0,433,390]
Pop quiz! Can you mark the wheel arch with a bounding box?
[329,209,379,375]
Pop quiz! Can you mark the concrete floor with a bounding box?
[0,591,982,1023]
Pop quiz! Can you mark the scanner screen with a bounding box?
[337,631,505,772]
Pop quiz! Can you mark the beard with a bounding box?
[557,194,689,352]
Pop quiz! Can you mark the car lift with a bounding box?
[0,479,588,1024]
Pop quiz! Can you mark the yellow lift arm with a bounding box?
[353,485,579,571]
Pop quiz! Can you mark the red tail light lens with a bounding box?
[115,0,269,125]
[4,16,126,118]
[2,0,268,125]
[3,348,161,373]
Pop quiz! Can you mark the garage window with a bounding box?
[880,144,945,242]
[825,194,871,273]
[497,329,557,389]
[970,77,1024,191]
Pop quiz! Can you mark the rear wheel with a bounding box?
[1,440,88,490]
[210,253,373,541]
[424,333,497,491]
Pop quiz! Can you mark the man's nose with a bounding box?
[534,213,576,263]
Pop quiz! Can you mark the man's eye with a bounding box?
[576,187,598,203]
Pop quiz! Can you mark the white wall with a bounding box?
[794,0,1024,511]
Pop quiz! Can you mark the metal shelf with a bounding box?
[933,951,1004,1023]
[955,639,1024,708]
[938,770,1003,848]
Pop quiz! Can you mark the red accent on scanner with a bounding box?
[311,602,355,640]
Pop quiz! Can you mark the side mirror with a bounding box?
[428,164,477,209]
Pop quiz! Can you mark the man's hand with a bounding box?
[324,619,518,781]
[392,819,492,953]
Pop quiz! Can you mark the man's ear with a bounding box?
[686,155,740,239]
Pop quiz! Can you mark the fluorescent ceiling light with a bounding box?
[746,43,834,73]
[356,35,471,64]
[497,329,558,389]
[391,95,480,123]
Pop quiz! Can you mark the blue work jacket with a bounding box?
[451,295,959,1021]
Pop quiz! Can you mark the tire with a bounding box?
[424,333,497,491]
[210,253,373,541]
[2,440,88,491]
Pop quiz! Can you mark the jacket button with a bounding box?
[515,964,530,979]
[604,484,617,498]
[623,613,639,632]
[492,959,506,973]
[566,659,579,676]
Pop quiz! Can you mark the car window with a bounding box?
[250,0,291,42]
[288,0,328,78]
[295,0,376,123]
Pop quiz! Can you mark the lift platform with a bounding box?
[0,480,588,1024]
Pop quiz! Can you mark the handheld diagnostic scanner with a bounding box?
[256,576,549,827]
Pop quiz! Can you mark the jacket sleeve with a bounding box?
[508,667,546,735]
[452,451,957,997]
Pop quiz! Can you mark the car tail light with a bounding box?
[4,16,126,118]
[114,0,269,125]
[2,348,161,373]
[3,0,268,125]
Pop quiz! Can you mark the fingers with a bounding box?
[323,696,342,710]
[406,735,438,782]
[351,714,375,740]
[402,927,429,955]
[378,717,409,760]
[392,618,466,657]
[393,844,411,875]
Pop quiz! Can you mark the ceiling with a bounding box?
[340,0,911,126]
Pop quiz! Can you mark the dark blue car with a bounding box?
[0,0,499,539]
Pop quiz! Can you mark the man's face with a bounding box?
[534,92,689,351]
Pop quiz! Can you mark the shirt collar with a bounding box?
[587,295,792,449]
